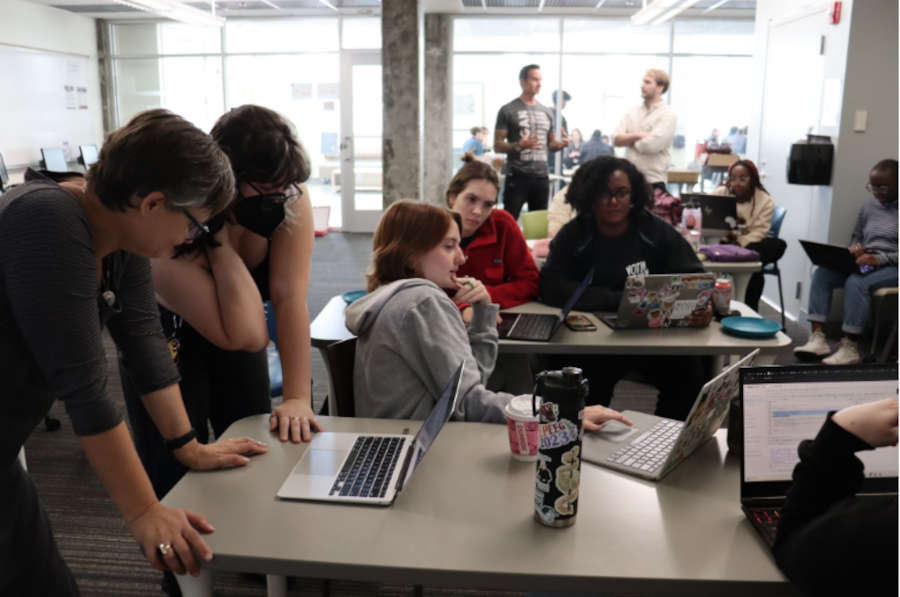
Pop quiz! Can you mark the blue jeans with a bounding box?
[807,266,898,334]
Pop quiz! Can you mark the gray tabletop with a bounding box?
[163,415,797,596]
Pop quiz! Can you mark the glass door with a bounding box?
[340,50,382,232]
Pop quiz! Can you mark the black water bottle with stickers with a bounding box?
[531,367,588,527]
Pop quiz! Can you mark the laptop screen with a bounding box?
[79,144,99,167]
[41,147,68,172]
[399,362,464,490]
[740,364,898,496]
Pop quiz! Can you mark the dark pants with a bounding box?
[503,172,550,221]
[0,461,81,596]
[122,321,271,499]
[547,354,708,420]
[744,237,787,311]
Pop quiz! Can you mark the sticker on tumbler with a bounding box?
[540,418,579,450]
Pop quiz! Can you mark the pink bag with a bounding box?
[649,188,683,226]
[699,244,760,262]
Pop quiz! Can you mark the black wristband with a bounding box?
[164,428,197,451]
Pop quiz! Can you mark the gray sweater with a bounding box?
[851,197,898,266]
[345,279,512,422]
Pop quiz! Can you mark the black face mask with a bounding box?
[234,191,287,239]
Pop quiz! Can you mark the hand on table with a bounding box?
[271,398,322,443]
[174,437,268,470]
[687,303,714,328]
[583,406,633,432]
[856,253,879,268]
[832,398,898,448]
[129,502,214,576]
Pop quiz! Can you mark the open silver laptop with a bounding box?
[277,362,463,506]
[597,273,716,329]
[582,349,758,481]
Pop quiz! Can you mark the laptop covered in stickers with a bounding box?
[582,350,758,481]
[596,273,716,329]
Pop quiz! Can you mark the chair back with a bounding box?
[521,209,549,240]
[324,337,357,417]
[768,205,787,238]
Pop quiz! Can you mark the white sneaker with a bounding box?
[823,338,861,365]
[794,330,831,358]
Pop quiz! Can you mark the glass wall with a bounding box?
[453,16,755,178]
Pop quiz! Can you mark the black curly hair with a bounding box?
[564,156,651,220]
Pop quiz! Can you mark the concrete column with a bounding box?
[423,13,453,206]
[95,20,115,134]
[381,0,423,205]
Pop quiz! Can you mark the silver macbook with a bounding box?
[598,273,716,330]
[582,349,759,481]
[277,362,463,506]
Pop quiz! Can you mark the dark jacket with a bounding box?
[539,211,703,311]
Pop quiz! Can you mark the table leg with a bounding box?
[176,569,213,597]
[730,272,751,305]
[267,574,287,597]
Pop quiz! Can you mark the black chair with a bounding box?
[762,206,787,330]
[323,337,357,417]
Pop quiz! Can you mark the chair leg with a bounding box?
[776,271,786,331]
[879,322,897,363]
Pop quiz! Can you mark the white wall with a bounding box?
[0,0,103,181]
[749,0,897,324]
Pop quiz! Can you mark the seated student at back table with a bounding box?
[447,154,539,321]
[794,159,898,365]
[710,159,780,311]
[540,156,712,420]
[345,200,629,428]
[774,398,898,596]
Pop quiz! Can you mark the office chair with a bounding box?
[521,209,549,240]
[763,206,787,330]
[323,337,357,417]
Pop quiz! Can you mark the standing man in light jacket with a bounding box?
[613,69,677,193]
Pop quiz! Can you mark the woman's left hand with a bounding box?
[174,437,268,470]
[687,302,714,328]
[856,253,879,268]
[270,398,322,443]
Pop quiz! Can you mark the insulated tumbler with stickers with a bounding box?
[532,367,588,528]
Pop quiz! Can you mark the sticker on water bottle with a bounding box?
[539,419,579,450]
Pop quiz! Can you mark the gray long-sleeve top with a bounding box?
[0,171,179,468]
[851,197,898,266]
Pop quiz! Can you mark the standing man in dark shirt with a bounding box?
[494,64,569,221]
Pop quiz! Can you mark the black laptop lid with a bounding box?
[681,193,737,231]
[799,240,859,275]
[739,363,898,501]
[557,268,595,322]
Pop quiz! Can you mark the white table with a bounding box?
[166,415,798,597]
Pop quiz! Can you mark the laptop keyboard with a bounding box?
[510,314,556,340]
[329,436,403,498]
[748,508,781,546]
[607,419,684,473]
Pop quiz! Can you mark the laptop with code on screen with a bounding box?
[739,363,898,547]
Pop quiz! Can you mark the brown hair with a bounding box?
[366,200,462,292]
[646,68,670,94]
[446,154,500,207]
[87,109,234,214]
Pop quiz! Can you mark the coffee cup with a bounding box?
[504,395,539,461]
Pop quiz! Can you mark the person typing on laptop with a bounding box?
[539,156,712,420]
[345,200,629,427]
[773,398,898,596]
[794,159,898,365]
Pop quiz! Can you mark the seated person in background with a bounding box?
[563,128,584,169]
[447,155,539,316]
[346,200,630,428]
[774,398,898,596]
[461,126,487,156]
[795,159,898,365]
[711,159,780,311]
[540,156,712,420]
[579,129,614,163]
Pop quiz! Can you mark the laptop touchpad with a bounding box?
[296,449,346,477]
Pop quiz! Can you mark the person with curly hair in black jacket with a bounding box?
[540,156,711,420]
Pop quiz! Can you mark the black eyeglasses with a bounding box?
[182,209,210,241]
[245,182,300,203]
[598,187,632,204]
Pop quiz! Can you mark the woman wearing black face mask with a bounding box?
[120,106,318,517]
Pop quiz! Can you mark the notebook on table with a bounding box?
[597,272,716,330]
[582,349,758,481]
[277,362,464,506]
[682,192,738,237]
[799,240,872,276]
[739,363,898,547]
[498,269,594,342]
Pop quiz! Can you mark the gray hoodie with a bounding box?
[344,278,513,422]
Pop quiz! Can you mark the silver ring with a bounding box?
[158,543,173,557]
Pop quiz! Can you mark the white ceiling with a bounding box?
[28,0,755,20]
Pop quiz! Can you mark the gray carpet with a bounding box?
[24,231,817,596]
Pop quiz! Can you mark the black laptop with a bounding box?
[799,239,870,275]
[498,269,594,342]
[682,192,738,237]
[739,363,898,547]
